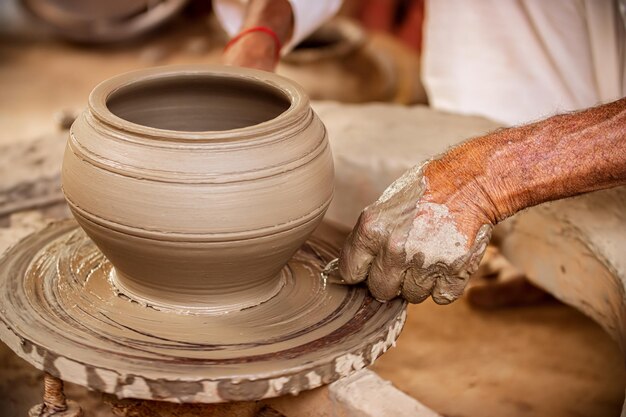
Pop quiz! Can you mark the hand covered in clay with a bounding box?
[338,97,626,304]
[338,162,493,304]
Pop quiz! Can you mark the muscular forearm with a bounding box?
[425,98,626,226]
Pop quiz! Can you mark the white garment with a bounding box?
[214,0,625,125]
[213,0,342,53]
[422,0,626,125]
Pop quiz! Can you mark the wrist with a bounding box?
[422,140,510,228]
[449,127,548,223]
[242,0,293,46]
[463,136,521,224]
[470,124,559,222]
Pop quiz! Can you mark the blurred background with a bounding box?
[0,0,429,145]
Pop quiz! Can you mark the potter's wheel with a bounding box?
[0,220,406,403]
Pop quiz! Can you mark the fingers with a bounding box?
[401,246,483,304]
[465,224,493,275]
[400,250,469,305]
[401,264,466,305]
[431,273,469,305]
[367,229,409,301]
[338,209,492,306]
[401,254,436,304]
[399,223,492,304]
[338,237,374,284]
[338,211,381,284]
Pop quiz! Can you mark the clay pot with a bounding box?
[278,18,395,103]
[278,18,427,105]
[62,65,334,312]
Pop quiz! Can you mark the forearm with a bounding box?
[221,0,294,71]
[425,98,626,225]
[240,0,294,45]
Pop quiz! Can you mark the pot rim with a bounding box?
[284,17,366,64]
[88,65,309,142]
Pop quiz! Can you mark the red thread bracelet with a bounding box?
[224,26,282,63]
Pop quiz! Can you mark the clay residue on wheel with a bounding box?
[0,220,407,403]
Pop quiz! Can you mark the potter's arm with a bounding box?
[338,98,626,304]
[218,0,342,71]
[435,97,626,225]
[221,0,294,71]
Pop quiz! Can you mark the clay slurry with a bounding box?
[106,75,291,132]
[0,220,407,402]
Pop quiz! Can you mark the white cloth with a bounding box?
[213,0,342,53]
[422,0,626,125]
[214,0,625,125]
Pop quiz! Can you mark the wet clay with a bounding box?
[0,220,406,403]
[62,65,334,311]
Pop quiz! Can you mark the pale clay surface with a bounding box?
[328,370,440,417]
[0,132,66,218]
[0,220,406,403]
[499,187,626,415]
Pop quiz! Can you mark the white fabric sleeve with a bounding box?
[213,0,342,53]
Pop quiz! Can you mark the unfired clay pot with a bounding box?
[62,65,334,311]
[278,18,427,105]
[278,18,395,103]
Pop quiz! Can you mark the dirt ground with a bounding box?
[0,15,624,417]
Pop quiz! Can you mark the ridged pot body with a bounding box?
[62,66,334,311]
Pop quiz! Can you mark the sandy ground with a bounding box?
[0,15,624,417]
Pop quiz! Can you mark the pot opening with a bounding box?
[286,21,363,63]
[106,75,291,132]
[294,29,343,50]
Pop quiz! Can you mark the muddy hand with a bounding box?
[338,163,493,305]
[338,98,626,304]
